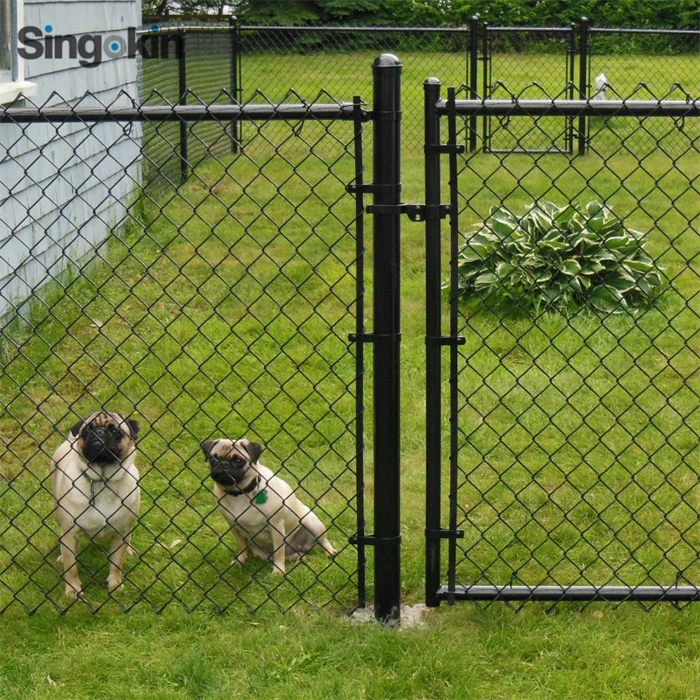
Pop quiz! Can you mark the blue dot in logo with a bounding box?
[44,25,53,33]
[150,24,159,32]
[111,42,120,51]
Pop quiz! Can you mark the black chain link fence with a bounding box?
[237,24,470,151]
[0,94,368,613]
[483,26,577,153]
[430,83,700,608]
[135,19,699,168]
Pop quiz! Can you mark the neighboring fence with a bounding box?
[136,22,239,191]
[137,17,700,174]
[0,89,373,614]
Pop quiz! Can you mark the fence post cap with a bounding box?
[373,53,403,68]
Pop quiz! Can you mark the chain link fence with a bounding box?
[0,94,368,613]
[483,26,577,153]
[426,82,700,608]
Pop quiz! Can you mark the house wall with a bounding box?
[0,0,142,319]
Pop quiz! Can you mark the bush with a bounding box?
[454,200,663,315]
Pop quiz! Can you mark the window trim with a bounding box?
[1,0,37,104]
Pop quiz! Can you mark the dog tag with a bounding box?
[255,490,268,505]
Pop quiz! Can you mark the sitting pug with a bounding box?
[51,412,141,599]
[202,438,337,575]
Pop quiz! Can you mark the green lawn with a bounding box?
[1,48,699,697]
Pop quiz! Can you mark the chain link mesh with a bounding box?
[0,93,365,613]
[238,25,469,152]
[445,84,700,608]
[484,27,576,154]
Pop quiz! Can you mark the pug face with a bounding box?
[71,412,141,466]
[201,438,264,490]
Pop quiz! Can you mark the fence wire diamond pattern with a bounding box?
[0,91,365,613]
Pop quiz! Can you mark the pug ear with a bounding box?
[244,440,264,464]
[126,419,141,440]
[201,440,218,460]
[70,420,84,438]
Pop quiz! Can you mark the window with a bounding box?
[0,0,36,104]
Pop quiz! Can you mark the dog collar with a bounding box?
[83,463,122,505]
[224,475,261,497]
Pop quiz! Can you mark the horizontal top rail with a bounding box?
[137,24,229,35]
[590,27,700,36]
[487,25,574,32]
[239,25,470,34]
[438,98,700,117]
[0,103,372,124]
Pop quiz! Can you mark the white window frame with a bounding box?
[1,0,37,104]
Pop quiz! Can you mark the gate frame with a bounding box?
[422,80,700,606]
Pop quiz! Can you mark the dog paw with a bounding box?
[107,577,123,593]
[272,566,286,577]
[64,584,83,600]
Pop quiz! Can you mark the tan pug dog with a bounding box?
[202,438,337,575]
[51,412,141,599]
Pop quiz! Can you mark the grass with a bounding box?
[2,604,700,698]
[1,48,700,696]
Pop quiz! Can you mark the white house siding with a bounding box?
[0,0,142,317]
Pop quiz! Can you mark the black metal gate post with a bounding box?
[469,16,479,152]
[424,77,443,608]
[481,21,489,151]
[178,29,188,184]
[371,53,403,624]
[229,14,241,153]
[578,17,590,155]
[567,22,577,153]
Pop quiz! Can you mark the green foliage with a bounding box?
[143,0,699,32]
[455,201,663,315]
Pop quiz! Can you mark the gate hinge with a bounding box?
[349,534,376,546]
[425,335,466,346]
[346,183,401,197]
[349,534,402,546]
[425,527,465,540]
[349,332,402,344]
[424,144,466,154]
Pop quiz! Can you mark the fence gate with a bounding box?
[483,25,577,154]
[424,79,700,606]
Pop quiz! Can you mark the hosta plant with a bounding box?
[455,201,663,314]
